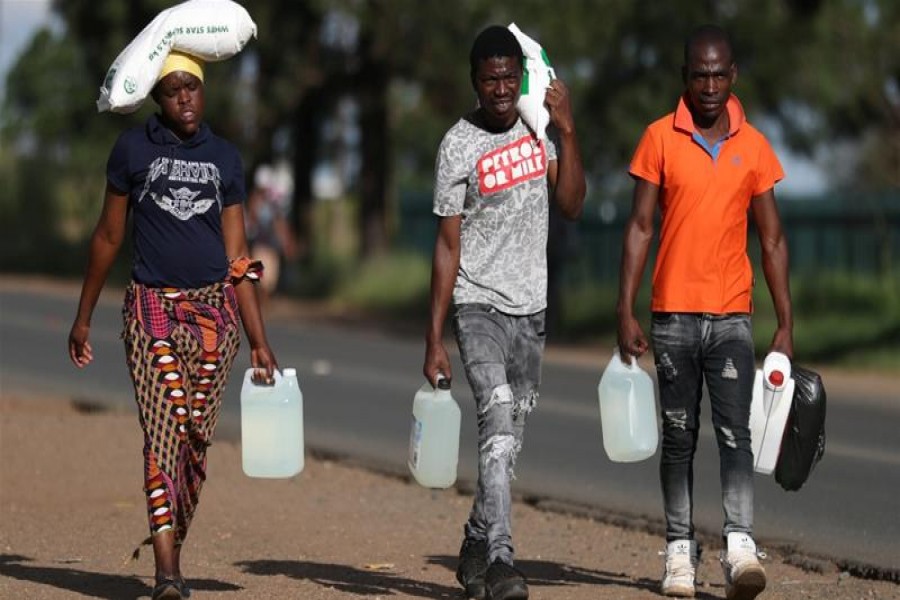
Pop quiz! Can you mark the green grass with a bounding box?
[334,255,898,370]
[782,272,898,315]
[334,252,432,317]
[751,273,900,367]
[555,282,622,334]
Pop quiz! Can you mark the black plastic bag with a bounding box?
[775,365,826,491]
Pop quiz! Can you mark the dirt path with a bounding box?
[1,391,897,599]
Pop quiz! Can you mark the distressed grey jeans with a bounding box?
[452,303,545,566]
[651,312,756,543]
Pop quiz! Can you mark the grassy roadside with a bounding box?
[316,253,899,373]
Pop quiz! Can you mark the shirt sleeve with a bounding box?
[628,126,662,185]
[222,146,246,207]
[105,132,132,194]
[433,133,467,217]
[753,136,785,196]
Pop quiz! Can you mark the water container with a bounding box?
[241,367,304,478]
[408,377,461,489]
[749,351,795,474]
[598,349,658,462]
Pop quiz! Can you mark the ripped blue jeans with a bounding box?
[453,304,545,566]
[651,312,755,542]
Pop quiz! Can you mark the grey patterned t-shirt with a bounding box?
[433,116,558,315]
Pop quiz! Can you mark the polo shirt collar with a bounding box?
[673,93,746,137]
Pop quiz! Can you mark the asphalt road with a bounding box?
[2,281,898,575]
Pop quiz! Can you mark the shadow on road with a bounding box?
[0,553,242,599]
[425,553,726,598]
[236,558,461,598]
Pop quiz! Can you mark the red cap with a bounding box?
[768,370,784,386]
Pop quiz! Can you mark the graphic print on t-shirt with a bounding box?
[138,156,223,221]
[477,135,547,196]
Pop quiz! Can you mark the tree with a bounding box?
[3,0,897,276]
[1,26,121,267]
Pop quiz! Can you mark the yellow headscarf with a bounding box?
[158,51,204,82]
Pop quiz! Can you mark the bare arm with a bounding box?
[222,204,278,378]
[544,79,586,220]
[615,178,659,358]
[274,213,298,260]
[423,214,461,386]
[751,189,794,358]
[68,183,128,368]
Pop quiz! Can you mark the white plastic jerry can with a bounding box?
[749,351,795,474]
[408,376,461,489]
[241,367,304,478]
[598,348,659,463]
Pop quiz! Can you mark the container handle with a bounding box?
[435,373,451,390]
[247,367,281,387]
[615,347,641,371]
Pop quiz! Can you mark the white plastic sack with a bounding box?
[97,0,257,114]
[508,23,555,140]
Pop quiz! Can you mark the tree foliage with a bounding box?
[2,0,897,270]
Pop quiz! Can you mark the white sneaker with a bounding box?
[721,532,767,600]
[661,540,697,597]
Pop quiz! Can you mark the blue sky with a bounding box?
[0,0,827,195]
[0,0,56,98]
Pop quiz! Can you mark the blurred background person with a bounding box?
[245,163,298,309]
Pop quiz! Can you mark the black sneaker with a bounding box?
[456,538,488,599]
[484,559,528,600]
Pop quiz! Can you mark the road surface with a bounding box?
[1,280,897,576]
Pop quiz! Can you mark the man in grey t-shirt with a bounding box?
[423,25,586,600]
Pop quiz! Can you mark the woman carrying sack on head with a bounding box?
[68,51,277,600]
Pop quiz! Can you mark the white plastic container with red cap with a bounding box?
[749,351,796,474]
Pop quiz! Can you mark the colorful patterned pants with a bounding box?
[123,282,241,544]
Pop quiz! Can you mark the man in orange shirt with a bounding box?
[616,25,793,600]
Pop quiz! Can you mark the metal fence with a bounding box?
[396,191,900,284]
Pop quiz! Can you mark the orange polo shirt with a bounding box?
[629,94,784,314]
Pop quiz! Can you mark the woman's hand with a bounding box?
[68,322,94,368]
[250,343,278,384]
[68,183,128,369]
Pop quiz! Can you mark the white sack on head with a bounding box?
[508,23,555,140]
[97,0,257,114]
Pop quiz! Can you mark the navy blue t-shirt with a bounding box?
[106,114,246,288]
